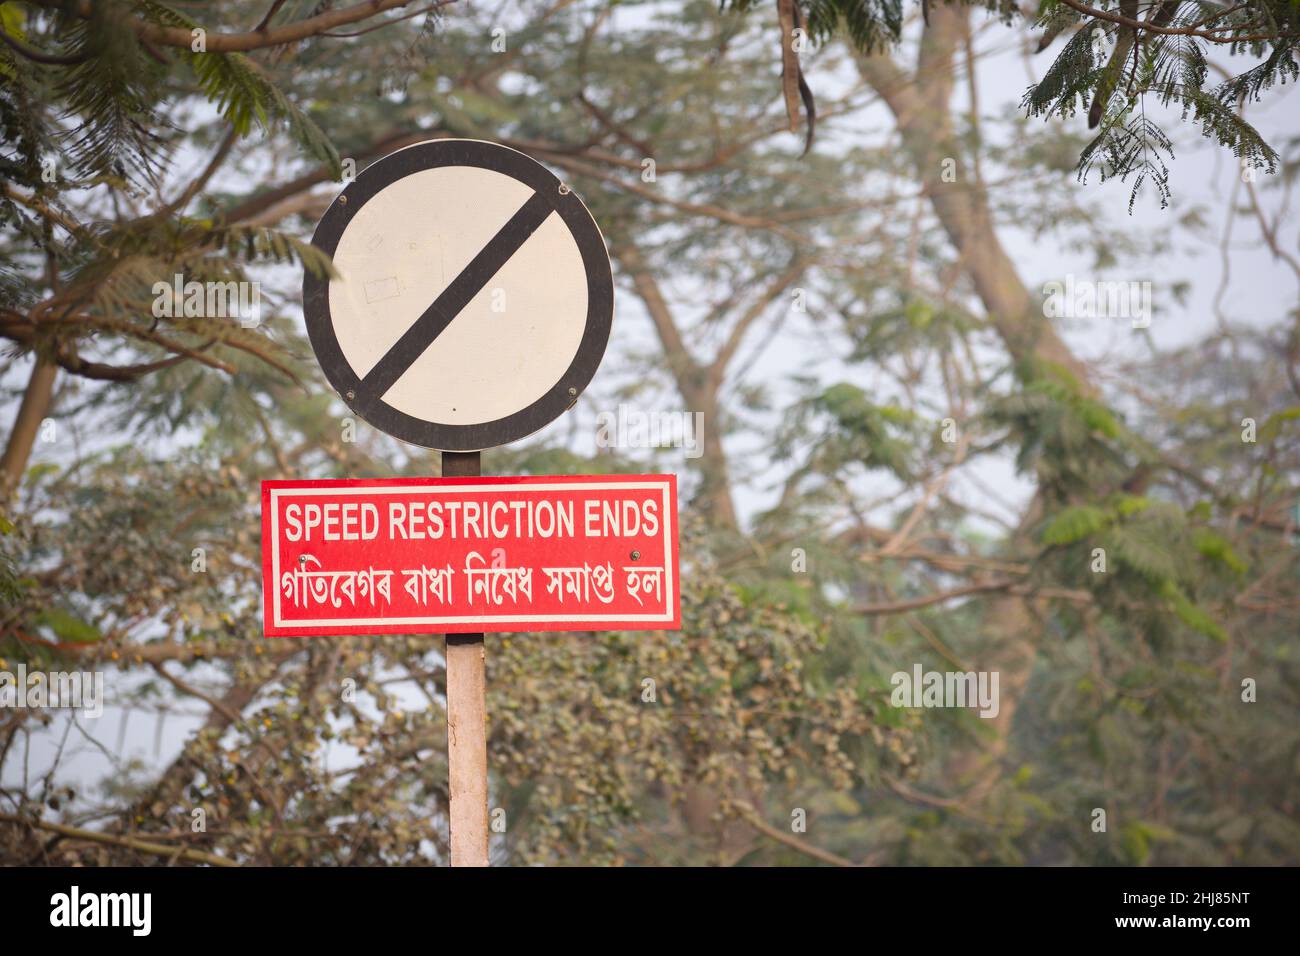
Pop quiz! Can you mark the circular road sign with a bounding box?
[303,138,614,451]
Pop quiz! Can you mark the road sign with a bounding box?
[261,474,680,636]
[293,140,638,866]
[302,138,614,451]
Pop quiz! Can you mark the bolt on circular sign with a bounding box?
[302,138,614,451]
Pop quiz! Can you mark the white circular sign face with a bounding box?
[303,139,614,451]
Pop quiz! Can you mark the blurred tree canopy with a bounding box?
[725,0,1299,205]
[0,0,1297,865]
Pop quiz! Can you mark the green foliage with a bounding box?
[787,382,919,479]
[1161,580,1227,642]
[802,0,904,50]
[1259,405,1300,443]
[721,0,905,51]
[985,359,1130,501]
[1120,818,1176,865]
[0,507,20,610]
[724,0,1297,205]
[1191,527,1248,575]
[208,222,336,277]
[137,1,340,177]
[2,1,342,189]
[0,0,353,389]
[33,607,102,644]
[1035,490,1239,645]
[1041,503,1108,544]
[1022,16,1100,120]
[1215,34,1300,108]
[1106,521,1180,584]
[1023,2,1294,207]
[490,521,910,865]
[52,1,167,181]
[1077,110,1175,212]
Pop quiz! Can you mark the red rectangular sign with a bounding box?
[261,474,679,636]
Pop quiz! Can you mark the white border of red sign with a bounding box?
[261,474,680,636]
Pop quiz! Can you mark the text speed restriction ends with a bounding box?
[262,475,679,636]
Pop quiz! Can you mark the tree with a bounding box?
[728,0,1298,206]
[2,0,1296,866]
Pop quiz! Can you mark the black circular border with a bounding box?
[303,139,614,451]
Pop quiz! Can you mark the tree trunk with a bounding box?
[856,7,1098,798]
[857,7,1095,391]
[613,243,740,529]
[1,357,58,501]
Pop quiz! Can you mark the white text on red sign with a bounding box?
[261,475,680,636]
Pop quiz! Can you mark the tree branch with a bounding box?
[0,813,238,866]
[36,0,454,53]
[1054,0,1297,43]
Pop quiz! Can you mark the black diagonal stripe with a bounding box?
[356,190,555,403]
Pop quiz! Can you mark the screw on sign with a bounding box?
[276,139,680,866]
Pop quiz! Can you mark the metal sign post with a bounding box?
[442,450,488,867]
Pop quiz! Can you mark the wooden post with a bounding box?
[441,450,489,867]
